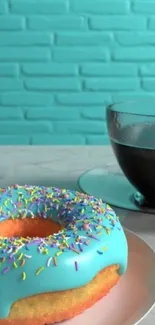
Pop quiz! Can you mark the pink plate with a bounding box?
[58,229,155,325]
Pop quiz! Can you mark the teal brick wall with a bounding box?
[0,0,155,145]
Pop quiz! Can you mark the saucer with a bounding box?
[79,168,155,214]
[56,229,155,325]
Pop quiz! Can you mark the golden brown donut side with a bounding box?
[0,265,120,325]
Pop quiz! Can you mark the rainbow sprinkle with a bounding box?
[3,266,10,274]
[22,272,26,280]
[53,257,57,266]
[13,262,18,269]
[21,259,25,267]
[97,250,103,255]
[0,185,120,282]
[36,267,44,276]
[47,257,52,267]
[74,261,78,271]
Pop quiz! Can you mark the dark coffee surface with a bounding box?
[110,123,155,201]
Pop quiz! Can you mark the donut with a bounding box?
[0,185,128,325]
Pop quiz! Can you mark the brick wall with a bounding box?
[0,0,155,145]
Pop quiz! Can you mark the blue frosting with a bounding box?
[0,185,128,319]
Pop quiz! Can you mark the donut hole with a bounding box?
[0,218,62,238]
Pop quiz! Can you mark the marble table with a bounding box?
[0,145,155,324]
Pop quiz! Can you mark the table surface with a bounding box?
[1,145,155,325]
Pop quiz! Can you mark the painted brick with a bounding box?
[0,122,53,135]
[140,64,155,76]
[32,135,85,145]
[81,64,137,76]
[0,16,25,30]
[11,0,68,14]
[86,135,110,145]
[85,78,139,91]
[25,78,80,91]
[142,79,155,91]
[0,78,23,90]
[0,32,53,46]
[22,63,77,76]
[0,136,30,145]
[112,93,155,102]
[57,93,110,105]
[149,18,155,30]
[0,0,154,146]
[26,107,80,120]
[133,1,155,13]
[116,32,155,45]
[56,32,112,45]
[72,0,129,14]
[113,48,155,61]
[1,92,53,106]
[54,121,106,134]
[90,17,146,30]
[0,48,50,61]
[53,48,108,62]
[0,107,22,120]
[81,107,106,120]
[0,1,7,14]
[0,64,19,77]
[28,16,85,31]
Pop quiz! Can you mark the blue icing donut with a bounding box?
[0,185,128,319]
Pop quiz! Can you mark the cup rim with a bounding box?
[107,98,155,117]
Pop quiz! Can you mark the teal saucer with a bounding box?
[79,168,154,215]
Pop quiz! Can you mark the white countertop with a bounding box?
[0,145,155,324]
